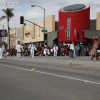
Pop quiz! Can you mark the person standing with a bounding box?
[28,42,36,58]
[53,44,58,56]
[2,42,6,58]
[69,42,75,58]
[91,36,99,60]
[16,41,23,58]
[43,47,47,57]
[0,43,3,59]
[74,45,76,58]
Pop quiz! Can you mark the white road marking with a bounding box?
[0,64,30,71]
[35,71,100,85]
[0,64,100,85]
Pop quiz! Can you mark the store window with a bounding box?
[66,18,71,40]
[44,33,47,40]
[74,28,76,35]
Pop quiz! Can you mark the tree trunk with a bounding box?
[7,18,10,49]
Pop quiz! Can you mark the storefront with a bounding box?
[58,4,90,43]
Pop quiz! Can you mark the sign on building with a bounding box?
[0,30,7,37]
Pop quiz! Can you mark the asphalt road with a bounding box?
[0,58,100,100]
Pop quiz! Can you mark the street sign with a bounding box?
[41,30,48,32]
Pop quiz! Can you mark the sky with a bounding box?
[0,0,100,30]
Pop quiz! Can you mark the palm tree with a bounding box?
[0,8,14,49]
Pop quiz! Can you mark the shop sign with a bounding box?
[25,32,30,37]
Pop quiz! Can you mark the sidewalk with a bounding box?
[7,56,100,68]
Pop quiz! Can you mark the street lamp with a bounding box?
[31,5,45,30]
[0,24,4,42]
[31,5,45,43]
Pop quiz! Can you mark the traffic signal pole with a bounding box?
[24,19,44,29]
[20,16,44,29]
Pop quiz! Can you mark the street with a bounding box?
[0,56,100,100]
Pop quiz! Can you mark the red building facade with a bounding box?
[58,4,90,43]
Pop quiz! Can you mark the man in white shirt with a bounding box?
[1,42,6,58]
[53,44,58,56]
[16,41,23,58]
[28,42,36,58]
[69,42,75,58]
[43,47,47,57]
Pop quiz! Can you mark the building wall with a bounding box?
[84,30,100,39]
[90,20,96,30]
[96,12,100,30]
[10,28,16,48]
[47,31,57,46]
[20,15,55,43]
[58,5,90,43]
[10,15,55,48]
[0,37,2,42]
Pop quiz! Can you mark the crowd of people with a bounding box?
[0,37,100,60]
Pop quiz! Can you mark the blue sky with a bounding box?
[0,0,100,29]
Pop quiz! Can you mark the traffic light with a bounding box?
[20,16,24,24]
[77,33,80,40]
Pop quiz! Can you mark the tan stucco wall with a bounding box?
[22,15,55,43]
[45,15,55,32]
[10,29,16,48]
[96,12,100,30]
[10,28,21,48]
[10,15,55,44]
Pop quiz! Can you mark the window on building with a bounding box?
[74,28,76,35]
[81,35,82,40]
[67,18,70,29]
[77,33,80,40]
[66,18,71,40]
[44,33,47,40]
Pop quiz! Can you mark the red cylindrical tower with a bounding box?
[58,4,90,43]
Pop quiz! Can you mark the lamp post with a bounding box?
[31,5,45,44]
[0,24,4,42]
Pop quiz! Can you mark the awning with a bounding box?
[83,30,100,39]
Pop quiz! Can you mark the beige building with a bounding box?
[96,12,100,30]
[10,15,56,48]
[20,15,55,47]
[10,27,21,48]
[10,28,16,48]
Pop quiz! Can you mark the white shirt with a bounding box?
[29,44,36,50]
[50,49,53,52]
[47,49,50,54]
[2,44,5,52]
[16,44,23,52]
[43,48,47,54]
[1,45,5,53]
[53,46,58,51]
[70,44,74,50]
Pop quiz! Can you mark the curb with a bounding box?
[7,57,100,69]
